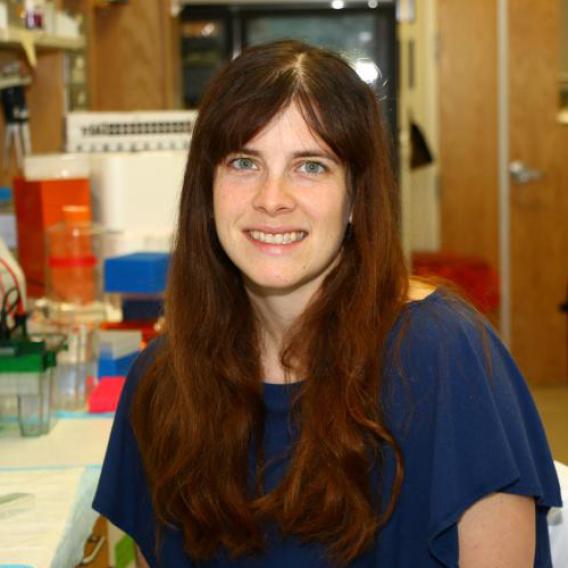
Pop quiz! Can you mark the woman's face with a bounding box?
[213,103,351,300]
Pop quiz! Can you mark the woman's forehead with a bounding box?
[243,103,333,153]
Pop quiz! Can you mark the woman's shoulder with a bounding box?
[385,282,519,411]
[386,288,562,568]
[396,282,487,354]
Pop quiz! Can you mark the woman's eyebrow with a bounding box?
[291,150,339,164]
[237,147,339,164]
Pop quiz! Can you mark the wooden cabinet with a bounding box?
[86,0,179,111]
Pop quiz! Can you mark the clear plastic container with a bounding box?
[17,368,54,435]
[46,205,106,324]
[0,340,57,436]
[51,322,97,410]
[44,206,105,410]
[24,311,98,412]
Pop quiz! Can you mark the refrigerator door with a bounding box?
[181,17,232,107]
[243,7,397,136]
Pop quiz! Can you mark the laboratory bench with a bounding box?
[0,413,116,567]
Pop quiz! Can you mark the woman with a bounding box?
[93,41,561,567]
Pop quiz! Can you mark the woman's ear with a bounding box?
[343,209,354,242]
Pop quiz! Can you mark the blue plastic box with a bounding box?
[104,252,170,294]
[98,351,139,378]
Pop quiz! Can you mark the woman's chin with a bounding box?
[242,272,319,299]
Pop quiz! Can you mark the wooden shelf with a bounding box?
[0,26,85,67]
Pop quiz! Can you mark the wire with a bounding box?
[0,285,22,339]
[0,251,11,298]
[0,256,23,312]
[2,285,18,315]
[0,256,24,313]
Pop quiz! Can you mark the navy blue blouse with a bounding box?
[93,290,562,567]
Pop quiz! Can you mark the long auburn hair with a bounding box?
[131,40,408,566]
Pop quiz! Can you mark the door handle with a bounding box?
[509,160,544,184]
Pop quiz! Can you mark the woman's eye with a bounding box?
[298,161,326,175]
[229,157,256,171]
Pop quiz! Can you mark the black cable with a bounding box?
[0,286,21,339]
[2,286,18,313]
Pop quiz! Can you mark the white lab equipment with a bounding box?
[23,110,195,257]
[66,111,194,255]
[88,149,187,255]
[65,110,196,154]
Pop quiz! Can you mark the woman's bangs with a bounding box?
[209,72,298,163]
[295,89,352,166]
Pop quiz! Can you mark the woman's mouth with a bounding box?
[248,230,307,245]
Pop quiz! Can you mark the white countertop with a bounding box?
[0,415,113,568]
[0,415,112,470]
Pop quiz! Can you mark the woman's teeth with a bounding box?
[250,230,306,245]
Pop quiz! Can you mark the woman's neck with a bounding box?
[246,287,313,384]
[247,279,436,383]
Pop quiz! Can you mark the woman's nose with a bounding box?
[252,174,295,215]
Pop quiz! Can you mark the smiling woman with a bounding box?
[213,103,351,305]
[92,41,561,568]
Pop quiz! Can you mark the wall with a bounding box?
[407,0,440,252]
[397,0,441,258]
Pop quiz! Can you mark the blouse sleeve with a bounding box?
[389,296,563,567]
[92,340,161,566]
